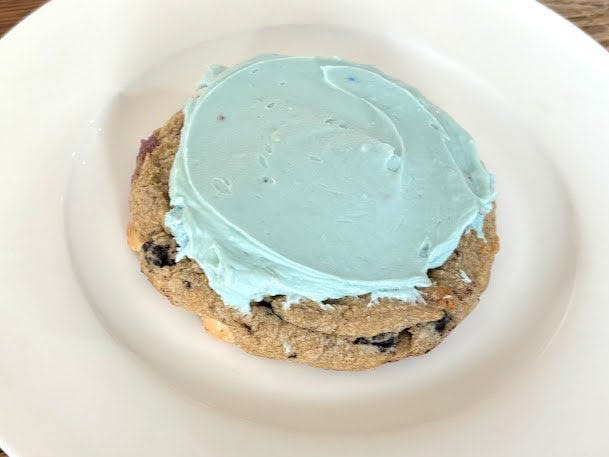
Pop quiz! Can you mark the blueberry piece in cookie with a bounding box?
[353,333,399,352]
[142,240,176,268]
[434,314,452,334]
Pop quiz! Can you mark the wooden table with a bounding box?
[0,0,607,455]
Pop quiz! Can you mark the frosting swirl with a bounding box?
[166,55,495,312]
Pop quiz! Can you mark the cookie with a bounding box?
[128,112,499,370]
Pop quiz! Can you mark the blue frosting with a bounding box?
[165,55,495,312]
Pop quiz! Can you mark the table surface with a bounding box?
[0,0,608,455]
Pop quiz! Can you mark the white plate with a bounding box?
[1,0,608,455]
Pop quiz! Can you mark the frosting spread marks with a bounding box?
[165,55,495,312]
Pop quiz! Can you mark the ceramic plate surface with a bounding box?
[1,0,608,455]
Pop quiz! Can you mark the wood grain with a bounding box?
[544,0,609,47]
[0,0,47,37]
[0,0,607,456]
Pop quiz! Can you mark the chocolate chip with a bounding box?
[288,353,297,359]
[183,280,192,288]
[353,332,398,352]
[434,314,451,333]
[142,241,176,267]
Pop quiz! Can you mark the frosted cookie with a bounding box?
[128,55,499,370]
